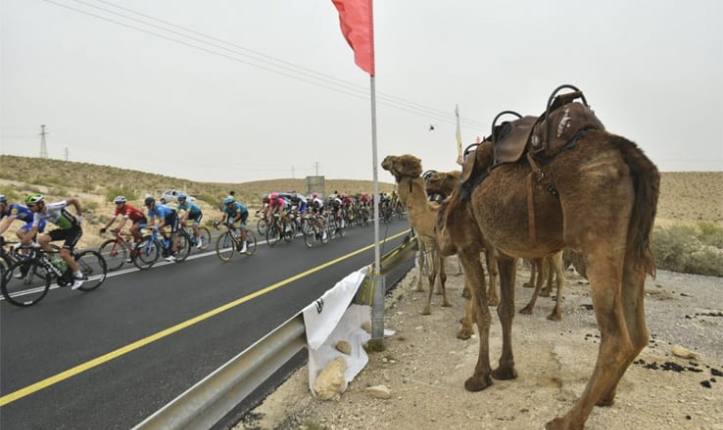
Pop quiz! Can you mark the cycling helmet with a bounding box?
[159,197,167,204]
[223,196,235,205]
[270,192,280,200]
[114,195,127,204]
[177,192,187,202]
[144,196,155,206]
[25,193,45,205]
[0,194,6,204]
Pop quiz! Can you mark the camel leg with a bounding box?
[485,249,499,306]
[439,252,450,307]
[491,256,518,380]
[435,256,444,295]
[522,259,536,288]
[458,285,475,340]
[421,248,437,315]
[415,238,425,292]
[547,252,566,321]
[545,248,635,430]
[595,253,650,406]
[460,249,493,391]
[519,257,544,315]
[539,256,553,297]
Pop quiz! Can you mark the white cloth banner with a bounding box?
[302,266,394,393]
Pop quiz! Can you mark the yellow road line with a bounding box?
[0,229,410,407]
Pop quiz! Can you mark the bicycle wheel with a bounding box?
[196,227,212,251]
[174,231,192,262]
[133,237,160,270]
[1,259,50,307]
[98,239,127,271]
[76,250,107,292]
[283,223,295,243]
[244,230,257,256]
[257,218,268,236]
[266,224,281,247]
[215,231,235,262]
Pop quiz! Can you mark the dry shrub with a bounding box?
[653,224,723,277]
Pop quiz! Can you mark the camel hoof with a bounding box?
[522,282,534,289]
[441,302,452,308]
[547,312,562,321]
[519,306,533,315]
[491,366,518,380]
[545,416,580,430]
[456,329,472,340]
[461,288,470,299]
[420,307,431,316]
[464,374,493,392]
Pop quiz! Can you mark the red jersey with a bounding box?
[115,203,147,223]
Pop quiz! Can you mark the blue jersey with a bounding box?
[177,201,202,216]
[224,202,248,218]
[1,204,34,223]
[148,204,177,223]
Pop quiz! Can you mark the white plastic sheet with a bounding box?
[303,267,393,393]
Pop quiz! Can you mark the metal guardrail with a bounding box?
[133,314,306,430]
[132,236,416,430]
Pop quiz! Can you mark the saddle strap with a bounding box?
[527,171,537,243]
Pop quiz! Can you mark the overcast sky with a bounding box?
[1,0,721,183]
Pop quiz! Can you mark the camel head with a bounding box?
[381,154,423,182]
[425,170,462,199]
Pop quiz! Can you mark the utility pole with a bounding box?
[39,125,48,159]
[314,161,319,176]
[64,147,69,161]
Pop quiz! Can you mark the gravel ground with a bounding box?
[237,260,723,430]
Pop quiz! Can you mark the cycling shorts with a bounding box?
[188,211,203,225]
[163,212,179,233]
[48,225,83,250]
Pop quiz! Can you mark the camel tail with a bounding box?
[611,135,660,276]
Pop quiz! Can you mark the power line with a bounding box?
[89,0,483,127]
[40,0,484,130]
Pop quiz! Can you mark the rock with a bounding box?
[366,385,392,399]
[672,345,698,359]
[335,340,352,355]
[314,357,348,400]
[362,321,372,334]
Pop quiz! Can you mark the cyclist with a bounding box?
[219,195,249,253]
[144,196,179,262]
[308,193,327,241]
[0,194,46,245]
[176,193,204,249]
[265,192,289,227]
[100,196,147,244]
[25,193,85,289]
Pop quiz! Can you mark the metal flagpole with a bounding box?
[369,74,385,349]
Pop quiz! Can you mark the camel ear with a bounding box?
[397,155,422,178]
[460,151,478,183]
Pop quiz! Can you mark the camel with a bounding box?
[449,90,659,429]
[381,155,450,315]
[518,251,566,321]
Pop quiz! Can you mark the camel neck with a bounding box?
[398,177,427,210]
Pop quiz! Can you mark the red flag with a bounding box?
[332,0,375,76]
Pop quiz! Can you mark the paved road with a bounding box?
[0,220,410,430]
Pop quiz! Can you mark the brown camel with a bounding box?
[422,170,464,280]
[453,90,659,429]
[423,169,501,341]
[381,155,450,315]
[518,251,566,321]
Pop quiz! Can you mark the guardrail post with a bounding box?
[367,273,385,351]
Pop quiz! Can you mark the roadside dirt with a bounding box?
[237,260,723,430]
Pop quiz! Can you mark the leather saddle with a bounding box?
[459,84,605,201]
